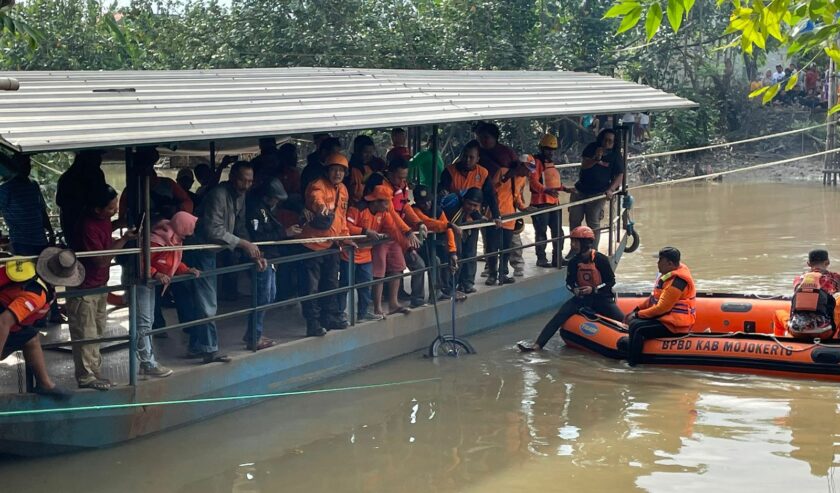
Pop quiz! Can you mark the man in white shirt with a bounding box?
[771,64,785,83]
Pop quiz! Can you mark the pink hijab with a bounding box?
[150,212,198,276]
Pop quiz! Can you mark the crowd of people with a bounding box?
[0,121,629,393]
[0,120,838,394]
[752,63,829,107]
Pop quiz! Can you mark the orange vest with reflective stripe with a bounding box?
[648,263,696,333]
[445,163,489,192]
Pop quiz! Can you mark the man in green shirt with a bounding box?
[408,137,444,188]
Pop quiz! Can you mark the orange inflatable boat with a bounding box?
[559,293,840,381]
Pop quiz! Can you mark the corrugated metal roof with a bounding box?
[0,67,697,153]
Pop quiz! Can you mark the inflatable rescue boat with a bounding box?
[559,293,840,381]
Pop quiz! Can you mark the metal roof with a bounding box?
[0,67,697,153]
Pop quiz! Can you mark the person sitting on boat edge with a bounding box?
[518,226,623,352]
[0,249,85,399]
[788,249,840,340]
[624,247,696,367]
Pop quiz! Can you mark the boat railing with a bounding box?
[2,191,630,393]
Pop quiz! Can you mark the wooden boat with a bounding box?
[560,294,840,381]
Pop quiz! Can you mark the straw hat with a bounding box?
[36,248,85,287]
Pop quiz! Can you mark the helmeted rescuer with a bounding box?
[788,249,840,340]
[528,135,572,268]
[518,226,624,352]
[624,246,696,366]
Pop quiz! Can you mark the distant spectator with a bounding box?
[68,185,137,390]
[806,66,819,95]
[301,137,342,194]
[276,142,302,196]
[117,147,193,226]
[0,155,55,256]
[386,127,411,163]
[294,153,352,336]
[194,156,235,207]
[348,135,386,203]
[250,137,282,186]
[176,161,262,364]
[408,135,444,189]
[56,149,107,245]
[762,69,774,87]
[305,133,331,169]
[176,168,197,204]
[243,179,301,349]
[772,64,785,83]
[638,112,651,141]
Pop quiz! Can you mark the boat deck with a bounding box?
[0,229,571,394]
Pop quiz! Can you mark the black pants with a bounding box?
[533,206,562,262]
[536,295,624,348]
[275,245,298,301]
[292,246,342,330]
[458,230,480,290]
[627,318,674,366]
[486,228,514,278]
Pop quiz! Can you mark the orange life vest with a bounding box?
[792,271,832,315]
[576,250,602,289]
[542,163,562,190]
[445,163,489,193]
[648,263,697,333]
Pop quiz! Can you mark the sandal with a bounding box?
[246,338,276,351]
[201,352,232,364]
[388,307,411,316]
[79,379,111,391]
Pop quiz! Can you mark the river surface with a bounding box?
[3,182,840,492]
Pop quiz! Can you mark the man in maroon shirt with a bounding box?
[67,185,136,391]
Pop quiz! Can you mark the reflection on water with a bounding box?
[2,182,840,492]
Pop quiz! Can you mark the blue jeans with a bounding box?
[173,249,219,354]
[135,284,159,368]
[339,260,373,316]
[244,266,277,343]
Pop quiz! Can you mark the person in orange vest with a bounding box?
[439,140,501,293]
[486,160,529,285]
[295,153,354,336]
[527,135,573,268]
[347,135,387,204]
[624,247,696,366]
[518,226,622,352]
[788,249,840,340]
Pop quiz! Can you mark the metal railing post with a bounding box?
[555,207,563,270]
[249,263,258,352]
[128,284,138,386]
[608,196,615,257]
[348,247,356,326]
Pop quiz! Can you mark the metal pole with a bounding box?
[125,147,138,386]
[143,176,152,281]
[348,247,356,327]
[430,124,441,295]
[825,61,837,186]
[431,124,439,216]
[209,141,217,173]
[249,263,258,352]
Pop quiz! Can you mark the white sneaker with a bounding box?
[140,365,174,378]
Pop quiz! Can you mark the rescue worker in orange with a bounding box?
[624,247,696,366]
[518,226,623,352]
[295,153,354,336]
[439,140,501,293]
[0,248,85,398]
[486,159,529,286]
[788,249,840,340]
[347,135,386,204]
[527,135,573,268]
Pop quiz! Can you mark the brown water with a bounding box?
[3,182,840,492]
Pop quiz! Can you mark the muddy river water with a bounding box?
[3,182,840,492]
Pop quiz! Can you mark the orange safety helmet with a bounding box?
[325,153,349,168]
[570,226,595,240]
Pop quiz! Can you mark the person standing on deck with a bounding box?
[518,226,623,352]
[347,135,387,204]
[294,153,353,336]
[386,128,412,163]
[405,185,460,301]
[475,122,526,278]
[624,247,696,367]
[67,185,137,390]
[275,142,302,197]
[176,161,264,364]
[439,140,501,293]
[243,179,302,350]
[527,136,573,268]
[176,168,198,205]
[56,150,107,246]
[441,187,486,295]
[408,135,444,189]
[569,129,624,250]
[116,147,193,226]
[485,160,529,286]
